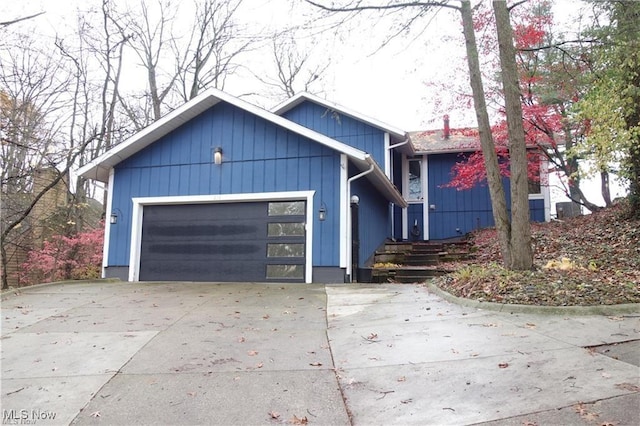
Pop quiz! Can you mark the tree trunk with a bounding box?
[493,0,533,270]
[460,1,512,267]
[601,170,612,207]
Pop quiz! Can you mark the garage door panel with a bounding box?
[145,242,263,257]
[140,260,284,282]
[139,201,306,282]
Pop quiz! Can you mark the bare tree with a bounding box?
[121,0,180,123]
[253,33,329,100]
[0,34,78,289]
[177,0,250,100]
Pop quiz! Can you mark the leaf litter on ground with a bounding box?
[434,199,640,306]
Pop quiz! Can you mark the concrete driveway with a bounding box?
[1,281,638,425]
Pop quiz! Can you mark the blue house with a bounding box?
[78,89,549,283]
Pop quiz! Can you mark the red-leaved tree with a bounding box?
[19,225,104,286]
[442,1,600,211]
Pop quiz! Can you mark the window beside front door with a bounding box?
[408,159,423,201]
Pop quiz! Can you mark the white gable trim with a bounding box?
[78,89,367,183]
[128,191,315,284]
[272,92,408,142]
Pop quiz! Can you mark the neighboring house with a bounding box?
[77,89,549,284]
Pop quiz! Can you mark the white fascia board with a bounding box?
[339,154,348,268]
[384,133,391,178]
[362,156,407,208]
[78,88,368,183]
[272,92,408,142]
[101,169,114,278]
[78,90,223,182]
[127,191,315,283]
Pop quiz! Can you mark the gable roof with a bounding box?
[77,88,406,207]
[272,92,415,156]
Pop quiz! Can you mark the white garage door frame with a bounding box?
[128,191,315,283]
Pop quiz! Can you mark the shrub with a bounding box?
[19,225,104,285]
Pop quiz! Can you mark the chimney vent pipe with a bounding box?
[443,114,450,139]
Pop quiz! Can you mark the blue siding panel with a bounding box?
[352,174,390,267]
[427,153,547,239]
[109,102,344,269]
[282,101,387,166]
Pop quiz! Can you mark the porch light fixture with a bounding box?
[110,208,122,225]
[318,203,327,221]
[213,147,223,165]
[350,195,360,205]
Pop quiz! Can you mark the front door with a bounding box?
[405,157,425,240]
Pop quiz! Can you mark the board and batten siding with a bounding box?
[106,101,342,271]
[281,101,387,166]
[351,168,392,267]
[427,153,546,240]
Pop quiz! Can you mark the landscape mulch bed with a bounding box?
[434,200,640,306]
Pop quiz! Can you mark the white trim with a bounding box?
[423,156,429,240]
[127,191,315,283]
[272,92,408,142]
[542,158,551,222]
[401,154,408,240]
[384,133,391,178]
[339,154,348,268]
[78,89,368,183]
[101,169,115,278]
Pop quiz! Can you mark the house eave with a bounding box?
[272,92,415,150]
[77,89,370,183]
[355,155,407,208]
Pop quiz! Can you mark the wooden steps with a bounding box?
[365,240,472,284]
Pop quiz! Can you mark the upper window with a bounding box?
[408,159,422,201]
[268,201,305,216]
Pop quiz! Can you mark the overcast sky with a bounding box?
[3,0,626,205]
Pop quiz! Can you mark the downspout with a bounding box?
[388,138,410,150]
[346,163,375,282]
[386,137,410,242]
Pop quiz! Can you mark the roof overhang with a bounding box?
[272,92,415,156]
[77,88,406,207]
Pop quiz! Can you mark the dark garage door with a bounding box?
[139,201,306,282]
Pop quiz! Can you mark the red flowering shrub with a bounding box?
[19,225,104,285]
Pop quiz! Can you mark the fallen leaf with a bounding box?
[90,411,101,418]
[367,333,378,340]
[615,382,640,392]
[524,323,537,329]
[248,350,258,356]
[607,316,624,321]
[498,363,509,368]
[263,314,270,320]
[309,362,322,366]
[268,411,280,419]
[290,415,308,424]
[256,362,264,368]
[397,376,406,382]
[187,391,197,397]
[401,398,413,404]
[238,336,245,343]
[601,372,612,379]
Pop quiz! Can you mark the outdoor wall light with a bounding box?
[318,203,327,221]
[110,208,122,225]
[213,147,223,165]
[350,194,360,205]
